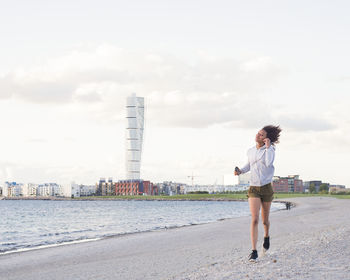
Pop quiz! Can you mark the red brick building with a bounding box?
[293,179,303,192]
[272,175,304,193]
[115,180,140,195]
[142,180,158,195]
[114,180,158,196]
[272,177,289,192]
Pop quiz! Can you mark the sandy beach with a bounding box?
[1,197,349,280]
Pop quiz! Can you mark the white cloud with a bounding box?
[0,44,339,133]
[0,44,285,129]
[276,115,336,132]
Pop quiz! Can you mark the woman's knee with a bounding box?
[251,217,259,225]
[262,219,270,226]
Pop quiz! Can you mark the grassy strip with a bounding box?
[273,193,350,199]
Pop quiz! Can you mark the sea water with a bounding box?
[0,200,285,254]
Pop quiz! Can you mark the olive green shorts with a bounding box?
[247,183,274,202]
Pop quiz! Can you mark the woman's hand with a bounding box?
[263,138,271,148]
[234,167,241,176]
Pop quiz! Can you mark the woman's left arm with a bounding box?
[265,146,275,167]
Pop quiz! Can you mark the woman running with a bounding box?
[235,125,282,262]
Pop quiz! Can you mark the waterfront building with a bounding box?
[234,173,251,191]
[158,182,186,195]
[115,180,157,196]
[96,178,115,196]
[79,184,97,196]
[272,175,303,193]
[231,184,250,192]
[184,184,226,194]
[2,182,23,197]
[115,180,140,195]
[329,185,346,189]
[272,176,288,192]
[125,94,144,180]
[2,182,64,197]
[303,180,328,193]
[329,185,347,193]
[238,173,251,186]
[28,183,38,196]
[8,185,22,196]
[142,180,158,195]
[24,183,38,196]
[70,183,96,198]
[37,183,63,197]
[71,182,80,198]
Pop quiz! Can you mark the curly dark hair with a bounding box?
[262,125,282,144]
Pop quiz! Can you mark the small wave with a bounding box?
[1,242,17,246]
[0,238,101,255]
[39,229,93,238]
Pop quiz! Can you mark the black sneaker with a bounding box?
[248,250,258,262]
[263,236,270,253]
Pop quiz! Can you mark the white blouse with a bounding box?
[240,145,275,187]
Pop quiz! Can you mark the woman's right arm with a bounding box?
[240,162,250,174]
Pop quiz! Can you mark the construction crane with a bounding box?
[187,172,201,188]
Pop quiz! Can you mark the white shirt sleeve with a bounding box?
[264,146,275,167]
[240,162,250,173]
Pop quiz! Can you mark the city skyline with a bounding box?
[0,1,349,187]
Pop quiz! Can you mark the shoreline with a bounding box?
[1,196,295,207]
[2,197,347,279]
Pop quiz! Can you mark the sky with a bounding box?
[0,0,349,187]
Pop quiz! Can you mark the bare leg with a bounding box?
[261,201,272,237]
[249,197,261,250]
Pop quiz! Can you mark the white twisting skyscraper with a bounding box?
[126,93,144,180]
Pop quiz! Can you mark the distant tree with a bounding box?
[335,191,347,195]
[188,191,209,194]
[319,183,329,194]
[309,183,316,194]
